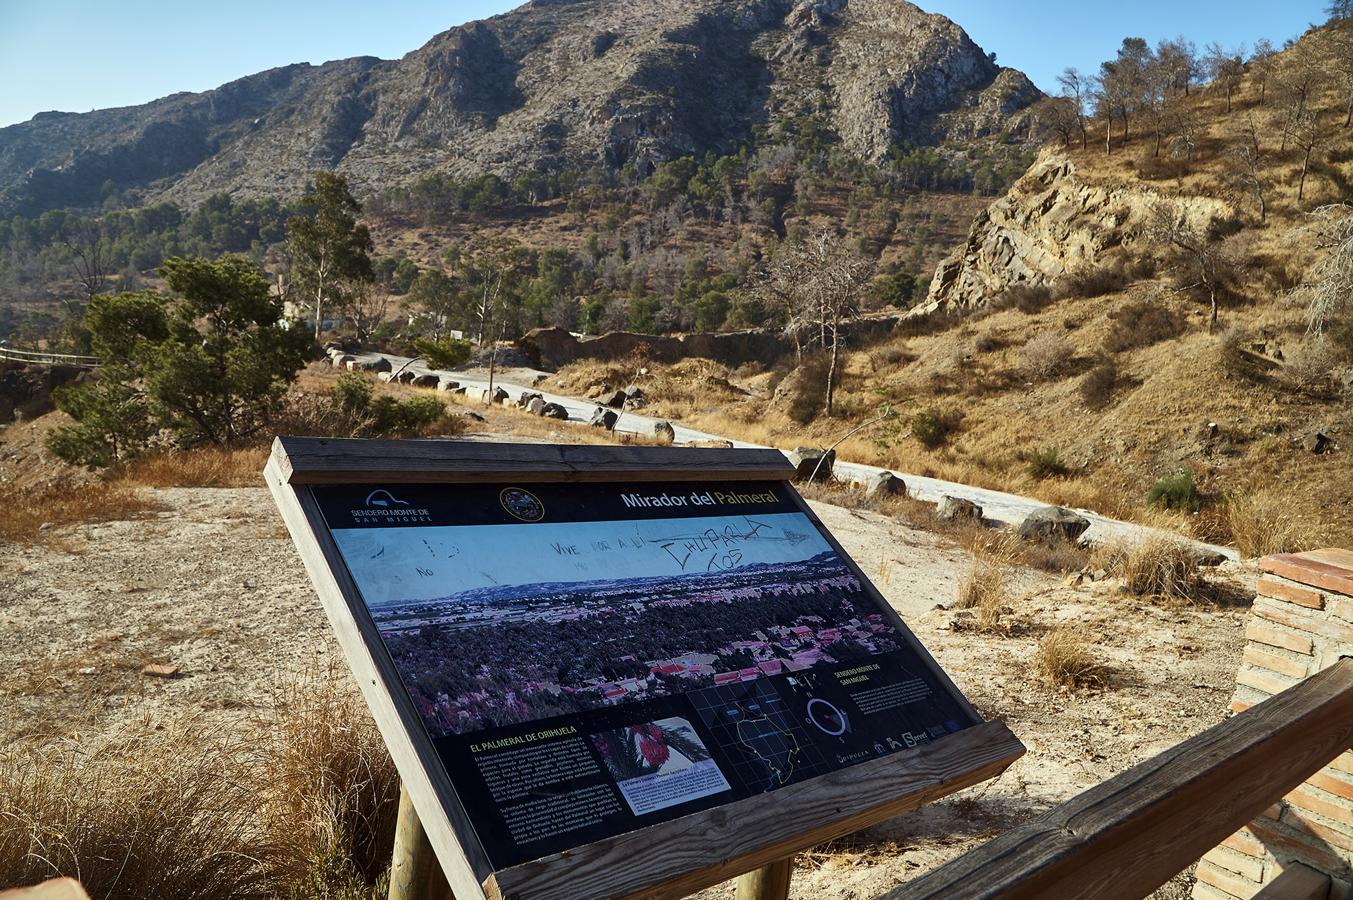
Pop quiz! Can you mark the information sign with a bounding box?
[267,438,1024,900]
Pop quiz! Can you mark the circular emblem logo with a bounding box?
[499,487,545,522]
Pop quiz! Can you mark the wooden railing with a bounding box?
[889,658,1353,900]
[0,346,100,367]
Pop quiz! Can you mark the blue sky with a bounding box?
[333,512,832,606]
[0,1,1330,128]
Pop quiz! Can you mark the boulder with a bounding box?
[322,340,344,352]
[377,371,395,383]
[335,354,357,367]
[653,421,676,445]
[542,402,570,420]
[1304,431,1332,454]
[625,385,645,401]
[411,373,440,388]
[692,439,734,449]
[532,373,548,387]
[864,471,907,498]
[787,447,834,482]
[526,397,547,416]
[394,369,418,384]
[517,391,544,409]
[437,378,460,392]
[490,387,510,405]
[936,495,983,521]
[360,357,392,373]
[604,389,629,409]
[461,411,486,422]
[1017,505,1090,543]
[590,406,618,429]
[451,386,468,396]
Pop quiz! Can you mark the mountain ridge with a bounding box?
[0,0,1040,217]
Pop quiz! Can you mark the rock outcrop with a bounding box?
[0,0,1040,217]
[921,153,1235,312]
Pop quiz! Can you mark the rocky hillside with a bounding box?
[0,0,1038,217]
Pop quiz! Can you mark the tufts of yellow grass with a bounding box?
[1035,627,1108,691]
[0,480,161,547]
[1093,535,1206,602]
[122,446,270,489]
[0,673,399,900]
[1219,491,1331,559]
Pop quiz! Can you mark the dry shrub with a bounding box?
[1222,493,1329,559]
[1079,356,1118,408]
[257,674,400,893]
[1103,300,1182,353]
[123,446,270,488]
[1053,265,1128,300]
[1020,330,1074,381]
[1216,324,1255,378]
[0,676,399,900]
[0,727,270,900]
[1035,627,1107,690]
[1094,535,1205,601]
[994,283,1054,313]
[0,480,161,546]
[954,533,1018,630]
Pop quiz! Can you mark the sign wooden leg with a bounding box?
[735,856,795,900]
[389,783,456,900]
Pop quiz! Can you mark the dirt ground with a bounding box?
[0,472,1252,899]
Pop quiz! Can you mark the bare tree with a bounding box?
[1327,24,1353,128]
[1283,106,1327,204]
[1149,204,1236,329]
[1229,113,1271,223]
[762,231,875,417]
[1304,204,1353,335]
[1035,96,1082,148]
[1203,42,1246,113]
[1276,58,1320,151]
[476,271,505,397]
[1250,39,1277,106]
[342,278,393,343]
[62,220,109,312]
[1056,67,1091,150]
[1155,37,1199,96]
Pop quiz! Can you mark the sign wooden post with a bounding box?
[267,437,1025,900]
[390,783,456,900]
[735,857,796,900]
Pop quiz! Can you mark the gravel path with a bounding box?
[356,351,1237,560]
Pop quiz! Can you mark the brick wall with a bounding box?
[1193,549,1353,900]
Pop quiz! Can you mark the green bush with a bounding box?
[412,334,473,369]
[328,373,450,437]
[912,408,960,449]
[1025,447,1071,480]
[1148,470,1202,512]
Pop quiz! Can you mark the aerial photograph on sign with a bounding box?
[332,510,903,736]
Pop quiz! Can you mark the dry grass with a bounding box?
[121,447,271,488]
[1092,535,1206,602]
[0,480,161,546]
[1220,492,1330,559]
[0,673,397,900]
[256,673,400,895]
[0,727,270,900]
[1035,626,1107,691]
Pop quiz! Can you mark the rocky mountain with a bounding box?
[0,0,1039,217]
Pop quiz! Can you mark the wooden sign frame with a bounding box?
[266,437,1025,900]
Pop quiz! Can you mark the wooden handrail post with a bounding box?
[735,856,795,900]
[890,658,1353,900]
[389,783,456,900]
